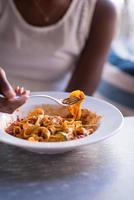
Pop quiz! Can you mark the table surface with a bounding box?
[0,117,134,200]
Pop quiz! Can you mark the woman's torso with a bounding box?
[0,0,96,91]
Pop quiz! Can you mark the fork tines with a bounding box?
[62,96,81,105]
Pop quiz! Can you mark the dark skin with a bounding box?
[0,68,29,113]
[14,0,72,27]
[66,0,117,94]
[0,0,116,113]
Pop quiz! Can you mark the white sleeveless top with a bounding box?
[0,0,96,91]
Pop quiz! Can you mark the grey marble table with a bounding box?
[0,117,134,200]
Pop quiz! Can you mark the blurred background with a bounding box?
[112,0,134,39]
[95,0,134,116]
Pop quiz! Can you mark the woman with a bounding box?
[0,0,116,113]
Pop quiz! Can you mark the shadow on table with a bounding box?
[0,142,119,185]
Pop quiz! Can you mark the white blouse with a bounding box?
[0,0,96,91]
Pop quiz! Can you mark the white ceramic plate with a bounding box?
[0,91,124,154]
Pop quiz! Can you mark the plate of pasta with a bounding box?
[0,90,123,154]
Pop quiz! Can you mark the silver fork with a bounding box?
[0,94,81,106]
[29,94,81,106]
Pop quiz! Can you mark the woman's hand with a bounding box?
[0,67,29,114]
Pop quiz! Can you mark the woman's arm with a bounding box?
[66,0,117,95]
[0,67,29,113]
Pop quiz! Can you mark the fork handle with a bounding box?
[29,94,61,105]
[0,94,62,105]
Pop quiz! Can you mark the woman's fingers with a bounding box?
[15,86,26,95]
[15,86,30,97]
[0,68,30,113]
[0,67,16,99]
[0,94,29,114]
